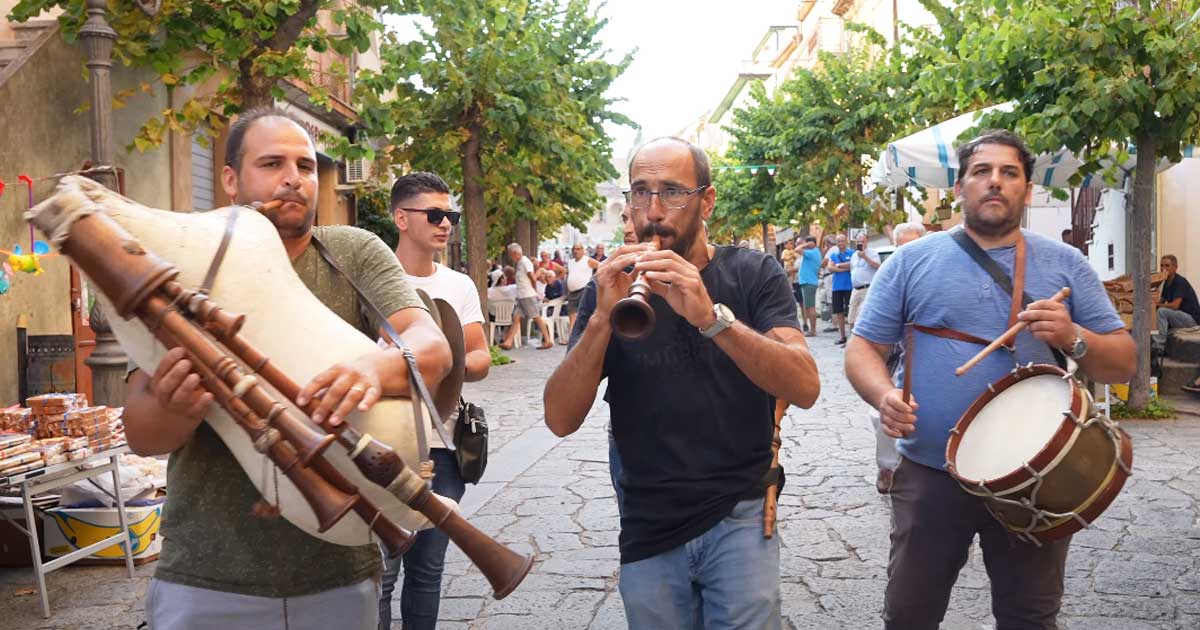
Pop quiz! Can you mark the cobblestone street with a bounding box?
[3,334,1199,629]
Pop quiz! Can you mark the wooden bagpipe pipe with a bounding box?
[28,176,531,598]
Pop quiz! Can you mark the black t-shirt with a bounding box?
[568,246,801,564]
[1163,273,1200,322]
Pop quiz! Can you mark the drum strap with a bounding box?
[308,235,455,463]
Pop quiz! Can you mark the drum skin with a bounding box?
[946,364,1134,543]
[31,176,438,545]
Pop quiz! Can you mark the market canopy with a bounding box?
[877,104,1189,190]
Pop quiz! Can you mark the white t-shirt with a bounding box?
[514,256,537,299]
[487,284,517,303]
[567,256,594,292]
[850,248,881,289]
[389,262,483,447]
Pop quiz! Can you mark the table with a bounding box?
[0,446,135,618]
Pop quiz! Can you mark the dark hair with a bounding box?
[390,172,451,210]
[1162,254,1179,266]
[805,236,817,243]
[629,137,712,189]
[224,107,310,172]
[956,129,1035,183]
[1062,228,1072,237]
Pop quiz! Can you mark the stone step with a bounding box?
[1159,357,1199,392]
[10,19,56,40]
[1165,327,1200,364]
[0,43,26,63]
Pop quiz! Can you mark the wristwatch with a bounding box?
[700,303,735,338]
[1067,325,1088,360]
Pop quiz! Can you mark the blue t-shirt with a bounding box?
[852,228,1125,471]
[798,248,822,286]
[826,248,854,292]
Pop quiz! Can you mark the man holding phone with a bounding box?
[848,232,881,333]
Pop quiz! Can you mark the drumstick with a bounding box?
[902,323,913,405]
[954,287,1071,376]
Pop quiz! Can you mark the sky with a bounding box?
[594,0,798,163]
[383,1,799,167]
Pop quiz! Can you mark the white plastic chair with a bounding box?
[489,300,519,348]
[538,297,566,344]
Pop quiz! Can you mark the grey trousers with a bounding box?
[146,577,379,630]
[883,458,1070,630]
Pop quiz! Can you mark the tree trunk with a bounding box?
[1127,132,1157,410]
[761,222,772,254]
[239,59,276,109]
[515,218,535,255]
[462,118,488,315]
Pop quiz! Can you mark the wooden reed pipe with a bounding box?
[609,235,661,341]
[763,398,787,538]
[954,287,1072,376]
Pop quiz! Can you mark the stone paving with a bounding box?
[2,333,1199,629]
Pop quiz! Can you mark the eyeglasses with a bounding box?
[623,185,708,210]
[398,207,461,226]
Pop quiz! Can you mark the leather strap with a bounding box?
[949,229,1067,369]
[912,323,993,347]
[199,205,241,295]
[308,234,454,460]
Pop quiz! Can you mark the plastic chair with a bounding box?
[489,300,519,348]
[540,297,566,344]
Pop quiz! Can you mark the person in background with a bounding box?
[1156,254,1200,340]
[797,236,821,337]
[500,243,554,350]
[847,232,881,332]
[823,234,854,345]
[566,243,601,335]
[593,242,608,263]
[780,239,801,324]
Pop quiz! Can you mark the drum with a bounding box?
[945,364,1133,544]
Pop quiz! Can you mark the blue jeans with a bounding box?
[618,498,781,630]
[608,433,625,517]
[378,448,466,630]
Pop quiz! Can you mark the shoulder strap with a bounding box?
[198,205,241,296]
[950,229,1067,369]
[308,234,454,458]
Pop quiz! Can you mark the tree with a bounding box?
[915,0,1200,410]
[10,0,398,148]
[353,0,632,307]
[710,82,786,244]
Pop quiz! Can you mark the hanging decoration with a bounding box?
[712,164,782,175]
[0,174,59,284]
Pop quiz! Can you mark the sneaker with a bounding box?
[1183,379,1200,394]
[823,326,838,333]
[835,337,847,345]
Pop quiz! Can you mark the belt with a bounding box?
[854,284,870,290]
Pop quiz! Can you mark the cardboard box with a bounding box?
[1108,378,1158,403]
[42,499,164,564]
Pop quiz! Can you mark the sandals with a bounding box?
[1183,379,1200,394]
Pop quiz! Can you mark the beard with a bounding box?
[963,194,1023,238]
[637,211,703,257]
[247,187,316,239]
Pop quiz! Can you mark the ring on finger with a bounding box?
[349,384,367,394]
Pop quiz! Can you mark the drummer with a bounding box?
[845,130,1134,629]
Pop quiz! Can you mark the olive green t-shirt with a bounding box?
[154,225,424,598]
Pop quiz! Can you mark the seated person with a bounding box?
[1157,255,1200,338]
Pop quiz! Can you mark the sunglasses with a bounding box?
[398,207,462,226]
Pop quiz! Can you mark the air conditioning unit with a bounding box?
[344,157,369,184]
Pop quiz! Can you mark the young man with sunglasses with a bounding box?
[381,172,490,630]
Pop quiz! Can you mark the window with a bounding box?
[1107,244,1115,271]
[191,136,215,212]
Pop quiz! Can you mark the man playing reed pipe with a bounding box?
[379,171,490,630]
[544,137,820,629]
[845,130,1134,630]
[123,107,451,630]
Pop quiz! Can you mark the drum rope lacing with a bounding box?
[961,366,1130,546]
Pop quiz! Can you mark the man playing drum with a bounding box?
[123,108,452,630]
[845,130,1135,630]
[544,137,821,629]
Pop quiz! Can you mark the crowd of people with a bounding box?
[120,108,1153,630]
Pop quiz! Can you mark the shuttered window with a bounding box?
[191,137,215,212]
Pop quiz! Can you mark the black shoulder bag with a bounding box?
[454,398,489,484]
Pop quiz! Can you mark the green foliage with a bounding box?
[9,0,401,149]
[355,187,398,250]
[351,0,634,297]
[912,0,1200,411]
[1111,398,1174,420]
[489,344,513,366]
